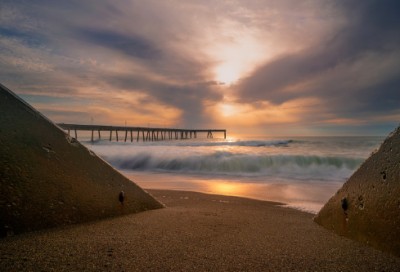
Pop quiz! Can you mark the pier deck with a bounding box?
[56,123,226,142]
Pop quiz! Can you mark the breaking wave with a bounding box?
[102,151,364,180]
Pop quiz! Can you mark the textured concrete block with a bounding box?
[0,83,164,236]
[314,125,400,257]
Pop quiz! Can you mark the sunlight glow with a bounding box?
[220,104,237,117]
[215,62,242,84]
[210,98,322,127]
[209,182,245,195]
[208,18,272,85]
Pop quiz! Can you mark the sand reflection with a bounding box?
[207,182,248,195]
[122,171,342,214]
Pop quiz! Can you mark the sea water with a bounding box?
[79,134,384,214]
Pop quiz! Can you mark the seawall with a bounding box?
[314,125,400,257]
[0,83,164,236]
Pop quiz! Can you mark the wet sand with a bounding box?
[123,171,343,214]
[1,189,399,271]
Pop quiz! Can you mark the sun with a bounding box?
[220,103,237,116]
[215,63,241,85]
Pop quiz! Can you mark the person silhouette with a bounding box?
[119,191,125,203]
[119,191,125,215]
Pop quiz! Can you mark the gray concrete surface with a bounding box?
[314,124,400,257]
[0,83,164,237]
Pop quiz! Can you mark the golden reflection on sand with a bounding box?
[206,182,249,196]
[122,171,342,213]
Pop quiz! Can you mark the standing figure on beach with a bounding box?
[119,191,125,214]
[119,191,125,203]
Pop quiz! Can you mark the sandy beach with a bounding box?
[1,189,399,271]
[2,0,400,269]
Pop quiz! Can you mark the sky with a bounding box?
[1,0,399,136]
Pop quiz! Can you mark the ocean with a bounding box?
[79,134,384,214]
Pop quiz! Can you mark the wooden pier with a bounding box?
[57,124,226,142]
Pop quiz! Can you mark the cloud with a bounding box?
[0,0,399,134]
[0,0,223,126]
[232,0,400,126]
[75,28,160,60]
[101,73,224,125]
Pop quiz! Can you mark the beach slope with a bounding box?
[0,190,399,271]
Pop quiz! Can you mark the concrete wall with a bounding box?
[0,84,164,237]
[314,125,400,257]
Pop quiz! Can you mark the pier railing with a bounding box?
[56,123,226,142]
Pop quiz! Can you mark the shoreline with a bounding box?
[1,189,399,271]
[123,170,342,214]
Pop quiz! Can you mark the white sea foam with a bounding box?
[282,202,326,214]
[101,151,364,181]
[81,135,384,213]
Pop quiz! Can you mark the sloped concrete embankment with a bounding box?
[314,125,400,257]
[0,83,164,237]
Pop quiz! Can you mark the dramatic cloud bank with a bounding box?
[0,0,399,135]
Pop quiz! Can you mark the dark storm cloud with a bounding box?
[329,75,400,119]
[0,0,219,125]
[104,74,223,125]
[0,27,44,48]
[197,81,225,86]
[2,0,398,132]
[234,0,400,118]
[76,28,160,60]
[38,108,90,118]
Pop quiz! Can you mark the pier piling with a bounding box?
[57,124,226,142]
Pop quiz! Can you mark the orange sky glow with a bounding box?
[1,1,399,136]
